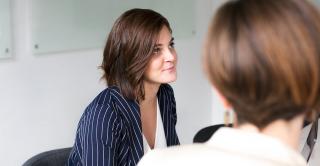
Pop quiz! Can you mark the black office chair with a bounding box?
[193,118,317,143]
[193,116,319,143]
[23,147,72,166]
[193,124,233,143]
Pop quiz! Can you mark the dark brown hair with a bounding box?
[205,0,320,129]
[101,8,171,100]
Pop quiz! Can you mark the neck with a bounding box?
[236,114,305,150]
[140,81,160,103]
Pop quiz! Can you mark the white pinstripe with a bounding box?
[68,84,179,166]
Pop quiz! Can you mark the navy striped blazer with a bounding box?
[68,84,180,166]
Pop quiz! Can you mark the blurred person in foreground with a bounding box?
[138,0,320,165]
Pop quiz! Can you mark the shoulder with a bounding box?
[139,142,307,166]
[80,87,126,138]
[81,87,126,125]
[85,86,133,112]
[91,86,124,106]
[138,144,219,166]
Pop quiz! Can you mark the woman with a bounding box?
[68,8,179,166]
[138,0,320,165]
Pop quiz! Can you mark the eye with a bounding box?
[153,47,161,54]
[169,41,175,48]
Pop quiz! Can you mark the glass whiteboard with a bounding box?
[0,0,12,59]
[30,0,195,54]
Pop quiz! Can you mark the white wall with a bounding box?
[0,0,225,165]
[173,0,225,144]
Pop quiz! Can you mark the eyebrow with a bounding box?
[155,37,174,47]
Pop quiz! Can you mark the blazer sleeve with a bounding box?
[81,104,122,166]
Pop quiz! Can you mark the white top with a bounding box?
[299,118,320,166]
[142,100,167,154]
[139,127,307,166]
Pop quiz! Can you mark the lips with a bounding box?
[163,66,175,72]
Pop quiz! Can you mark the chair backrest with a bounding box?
[193,124,232,143]
[23,147,72,166]
[193,119,319,144]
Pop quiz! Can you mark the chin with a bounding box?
[162,75,177,83]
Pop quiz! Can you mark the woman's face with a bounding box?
[144,26,177,85]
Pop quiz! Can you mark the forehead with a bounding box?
[157,26,172,43]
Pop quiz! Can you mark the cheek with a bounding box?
[145,59,163,77]
[174,54,178,64]
[172,51,178,64]
[149,59,163,72]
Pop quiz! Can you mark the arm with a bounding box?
[81,104,121,166]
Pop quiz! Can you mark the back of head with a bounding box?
[205,0,320,129]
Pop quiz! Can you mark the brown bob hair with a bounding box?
[101,8,171,100]
[205,0,320,129]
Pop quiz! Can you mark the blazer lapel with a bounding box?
[157,85,174,146]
